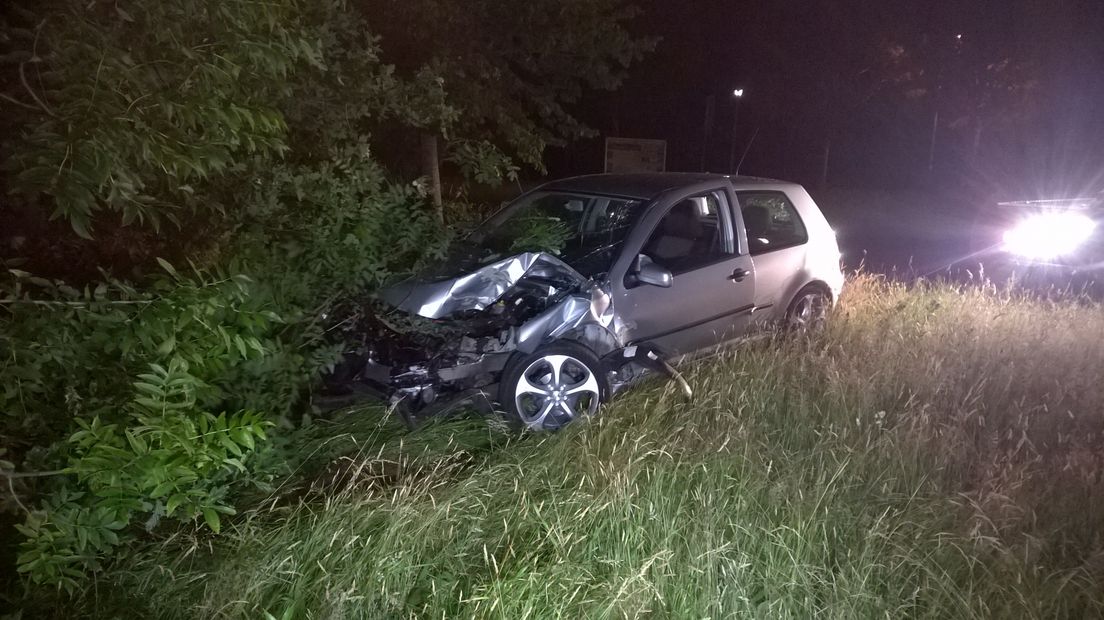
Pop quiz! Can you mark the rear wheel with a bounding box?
[498,342,608,431]
[785,285,831,332]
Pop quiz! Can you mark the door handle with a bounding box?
[728,268,749,282]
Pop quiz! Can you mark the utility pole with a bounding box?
[927,110,939,173]
[700,95,715,172]
[420,132,443,223]
[728,89,745,174]
[820,138,831,189]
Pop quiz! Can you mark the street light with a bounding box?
[728,88,745,174]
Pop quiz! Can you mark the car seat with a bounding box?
[648,200,703,266]
[742,205,771,251]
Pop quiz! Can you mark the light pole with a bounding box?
[728,88,744,174]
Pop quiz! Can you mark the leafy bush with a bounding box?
[1,266,275,449]
[4,0,433,550]
[230,143,448,309]
[1,264,279,588]
[1,162,446,589]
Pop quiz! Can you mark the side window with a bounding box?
[642,191,731,274]
[737,191,808,254]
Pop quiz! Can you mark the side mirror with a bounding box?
[636,262,673,288]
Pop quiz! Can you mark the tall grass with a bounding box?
[87,275,1104,618]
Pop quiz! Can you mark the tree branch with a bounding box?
[0,468,68,479]
[1,468,66,516]
[7,476,31,515]
[0,299,153,307]
[0,92,40,111]
[19,61,56,118]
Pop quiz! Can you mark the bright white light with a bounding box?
[732,88,744,98]
[1002,212,1096,259]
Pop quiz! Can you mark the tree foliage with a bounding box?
[3,265,283,589]
[1,0,321,238]
[0,0,651,596]
[2,186,445,590]
[366,0,656,174]
[872,32,1040,156]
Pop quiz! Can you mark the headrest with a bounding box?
[661,200,703,238]
[743,205,771,237]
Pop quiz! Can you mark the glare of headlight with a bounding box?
[1002,212,1097,259]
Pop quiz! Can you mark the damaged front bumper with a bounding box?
[361,334,512,413]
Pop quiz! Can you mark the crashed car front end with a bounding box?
[325,252,633,425]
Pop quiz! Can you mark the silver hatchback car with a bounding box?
[329,173,844,430]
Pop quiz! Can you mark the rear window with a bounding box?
[737,191,808,254]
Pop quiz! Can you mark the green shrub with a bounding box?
[1,264,281,589]
[1,168,446,590]
[1,265,278,451]
[229,143,449,309]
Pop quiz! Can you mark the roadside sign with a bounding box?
[604,137,667,173]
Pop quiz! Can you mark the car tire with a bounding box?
[784,284,831,332]
[498,341,609,431]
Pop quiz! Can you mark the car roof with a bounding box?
[997,193,1103,211]
[538,173,789,201]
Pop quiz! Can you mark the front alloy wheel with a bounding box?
[500,343,606,431]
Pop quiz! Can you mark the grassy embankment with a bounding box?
[74,275,1104,618]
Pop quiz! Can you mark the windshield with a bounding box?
[474,191,645,277]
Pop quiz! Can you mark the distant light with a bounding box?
[955,34,963,40]
[1002,212,1096,259]
[732,89,744,98]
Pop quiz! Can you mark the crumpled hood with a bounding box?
[379,252,589,320]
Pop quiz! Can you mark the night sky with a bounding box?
[551,0,1104,200]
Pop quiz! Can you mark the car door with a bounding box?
[612,186,757,356]
[737,189,812,323]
